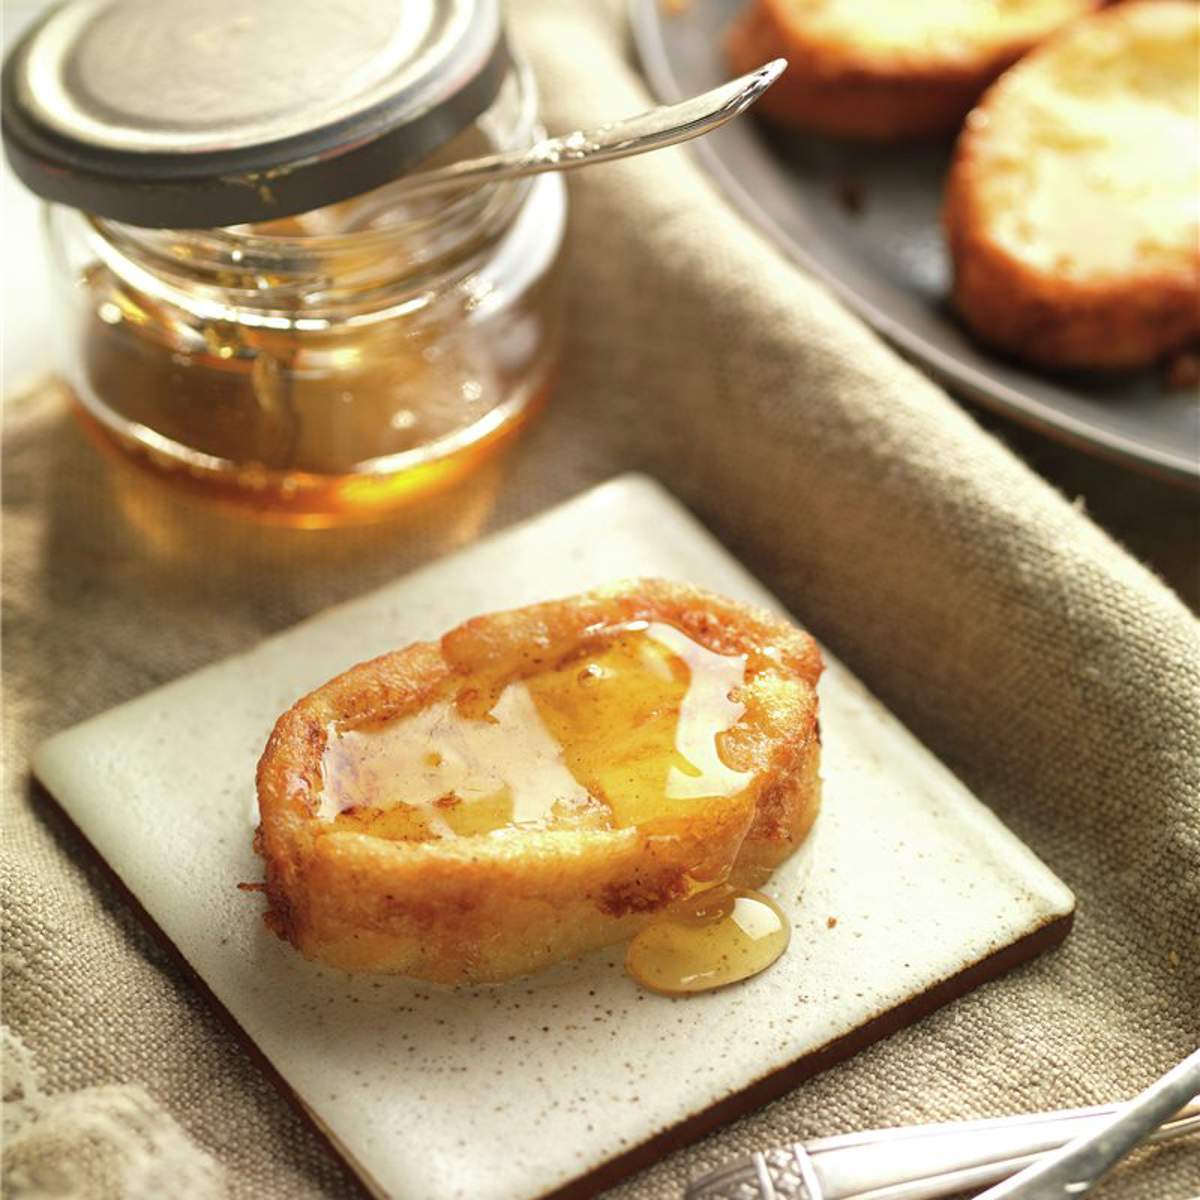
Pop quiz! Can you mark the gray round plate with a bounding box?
[632,0,1199,487]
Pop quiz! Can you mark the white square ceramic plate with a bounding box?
[33,475,1075,1200]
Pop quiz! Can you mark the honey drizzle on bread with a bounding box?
[254,581,822,984]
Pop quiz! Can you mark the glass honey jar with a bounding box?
[3,0,565,525]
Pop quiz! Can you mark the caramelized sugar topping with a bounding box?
[318,621,753,840]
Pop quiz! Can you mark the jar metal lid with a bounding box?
[1,0,509,229]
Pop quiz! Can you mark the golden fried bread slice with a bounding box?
[726,0,1098,140]
[944,1,1200,370]
[254,580,822,984]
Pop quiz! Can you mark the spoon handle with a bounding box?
[388,59,786,199]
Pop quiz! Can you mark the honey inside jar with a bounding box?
[46,72,565,526]
[319,620,795,993]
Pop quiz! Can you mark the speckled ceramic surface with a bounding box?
[33,475,1075,1200]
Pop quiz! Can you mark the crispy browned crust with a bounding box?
[254,580,822,983]
[726,0,1099,140]
[943,9,1200,370]
[945,187,1200,369]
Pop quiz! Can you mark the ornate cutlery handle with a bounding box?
[687,1093,1200,1200]
[973,1048,1200,1200]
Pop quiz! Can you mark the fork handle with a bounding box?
[684,1095,1200,1200]
[973,1047,1200,1200]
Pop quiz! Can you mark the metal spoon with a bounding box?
[380,58,786,201]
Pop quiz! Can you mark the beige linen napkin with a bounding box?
[3,1,1198,1196]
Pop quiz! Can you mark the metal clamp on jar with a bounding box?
[2,0,565,524]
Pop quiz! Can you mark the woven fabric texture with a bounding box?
[3,1,1197,1196]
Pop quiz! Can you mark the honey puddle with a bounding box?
[319,620,792,992]
[626,885,790,996]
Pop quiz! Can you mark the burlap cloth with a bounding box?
[3,2,1198,1196]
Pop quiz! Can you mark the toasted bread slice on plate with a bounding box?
[255,580,822,983]
[945,1,1200,371]
[725,0,1098,140]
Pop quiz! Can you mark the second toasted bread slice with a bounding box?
[944,1,1200,370]
[726,0,1098,140]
